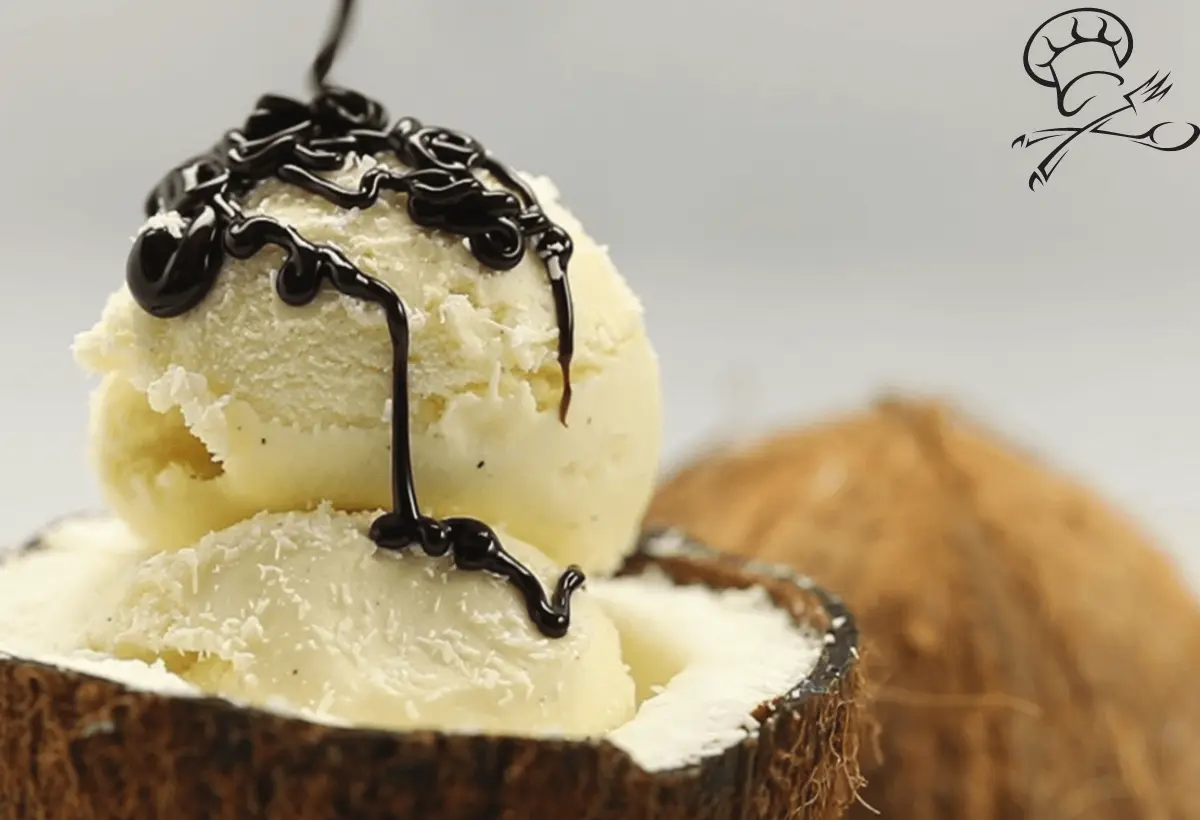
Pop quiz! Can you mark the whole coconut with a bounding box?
[647,397,1200,820]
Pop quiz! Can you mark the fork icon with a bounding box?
[1014,73,1200,190]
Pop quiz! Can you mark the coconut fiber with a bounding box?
[648,397,1200,820]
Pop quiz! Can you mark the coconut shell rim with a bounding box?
[0,521,859,779]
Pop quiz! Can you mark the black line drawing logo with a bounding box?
[1013,7,1199,190]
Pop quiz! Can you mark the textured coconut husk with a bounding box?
[0,529,864,820]
[647,396,1200,820]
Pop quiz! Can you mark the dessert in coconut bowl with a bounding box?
[0,3,864,818]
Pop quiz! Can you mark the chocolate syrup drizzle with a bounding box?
[124,0,583,638]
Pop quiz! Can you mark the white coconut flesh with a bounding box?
[0,518,825,775]
[591,570,824,772]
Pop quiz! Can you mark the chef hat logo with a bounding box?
[1023,8,1134,117]
[1013,7,1199,190]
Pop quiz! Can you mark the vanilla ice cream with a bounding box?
[75,161,661,576]
[84,505,636,737]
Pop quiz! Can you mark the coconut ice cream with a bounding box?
[0,1,863,817]
[86,506,635,737]
[75,162,661,577]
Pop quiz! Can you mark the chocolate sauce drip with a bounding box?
[124,0,582,638]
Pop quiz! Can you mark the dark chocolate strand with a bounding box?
[125,0,580,637]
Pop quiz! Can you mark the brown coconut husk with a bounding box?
[0,530,864,820]
[647,396,1200,820]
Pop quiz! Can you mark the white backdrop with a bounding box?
[0,0,1197,583]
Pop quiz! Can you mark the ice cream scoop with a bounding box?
[84,505,636,737]
[75,158,661,577]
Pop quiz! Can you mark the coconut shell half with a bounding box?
[0,528,864,820]
[648,396,1200,820]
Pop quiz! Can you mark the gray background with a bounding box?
[1,1,1197,584]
